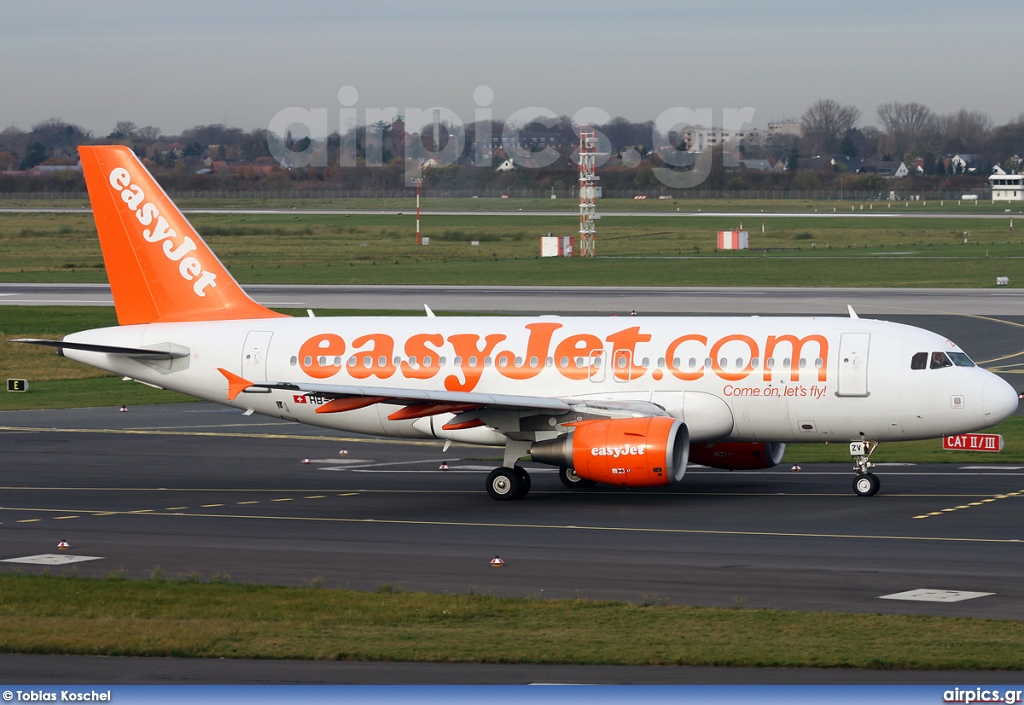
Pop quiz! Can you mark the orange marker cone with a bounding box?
[119,405,127,412]
[490,555,504,567]
[339,449,348,456]
[302,458,311,464]
[58,540,70,550]
[439,461,449,470]
[791,465,801,472]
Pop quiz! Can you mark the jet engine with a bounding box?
[530,417,689,487]
[688,441,785,470]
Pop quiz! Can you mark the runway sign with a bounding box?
[7,378,28,392]
[943,433,1003,452]
[1,554,103,566]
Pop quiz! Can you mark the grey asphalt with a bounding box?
[5,282,1024,316]
[2,402,1024,683]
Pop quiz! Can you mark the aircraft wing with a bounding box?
[221,369,669,422]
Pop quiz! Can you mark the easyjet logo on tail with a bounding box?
[108,168,218,297]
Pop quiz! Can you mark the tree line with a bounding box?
[1,102,1022,195]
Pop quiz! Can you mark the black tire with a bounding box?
[853,472,880,497]
[559,466,596,489]
[487,467,520,501]
[513,466,531,499]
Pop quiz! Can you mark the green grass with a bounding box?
[2,209,1023,287]
[0,573,1021,668]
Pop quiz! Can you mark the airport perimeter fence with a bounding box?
[0,188,991,201]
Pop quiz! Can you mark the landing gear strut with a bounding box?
[486,466,531,501]
[850,440,880,497]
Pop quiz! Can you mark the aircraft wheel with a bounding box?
[513,465,531,499]
[559,466,596,489]
[853,472,880,497]
[487,467,520,501]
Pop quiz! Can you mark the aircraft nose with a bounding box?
[982,376,1019,424]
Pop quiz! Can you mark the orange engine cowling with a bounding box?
[688,441,785,470]
[530,417,689,487]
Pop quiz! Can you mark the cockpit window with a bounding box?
[930,351,953,369]
[911,352,927,370]
[948,351,976,367]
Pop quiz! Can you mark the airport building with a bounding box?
[990,173,1024,202]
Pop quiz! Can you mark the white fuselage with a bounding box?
[63,314,1018,447]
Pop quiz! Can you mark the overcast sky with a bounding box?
[2,0,1021,137]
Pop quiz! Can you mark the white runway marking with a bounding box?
[879,589,994,603]
[2,554,103,566]
[959,465,1024,470]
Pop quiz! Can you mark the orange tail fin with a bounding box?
[78,145,286,325]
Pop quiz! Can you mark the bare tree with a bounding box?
[937,109,992,154]
[801,99,860,155]
[877,102,937,157]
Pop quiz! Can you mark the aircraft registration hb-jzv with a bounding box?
[17,145,1020,500]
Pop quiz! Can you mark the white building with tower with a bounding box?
[990,173,1024,202]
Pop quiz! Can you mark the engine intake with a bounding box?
[530,417,689,487]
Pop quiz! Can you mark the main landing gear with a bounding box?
[850,440,880,497]
[486,466,531,501]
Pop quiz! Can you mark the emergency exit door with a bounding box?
[837,332,870,397]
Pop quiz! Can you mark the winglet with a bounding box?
[218,368,254,401]
[78,145,288,325]
[847,305,859,319]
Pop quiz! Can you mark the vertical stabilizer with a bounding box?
[78,145,287,325]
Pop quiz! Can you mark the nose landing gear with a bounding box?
[850,440,880,496]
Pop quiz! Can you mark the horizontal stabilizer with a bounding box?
[12,338,190,360]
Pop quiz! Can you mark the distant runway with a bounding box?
[5,282,1024,316]
[1,206,1021,219]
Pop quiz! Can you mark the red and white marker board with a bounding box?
[942,433,1004,452]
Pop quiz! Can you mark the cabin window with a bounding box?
[641,357,650,367]
[334,356,343,367]
[485,356,493,367]
[347,356,356,366]
[303,356,312,367]
[948,352,976,367]
[545,357,553,367]
[560,356,569,368]
[704,357,713,368]
[498,356,508,368]
[454,357,463,367]
[798,358,807,369]
[751,357,760,369]
[930,351,953,369]
[530,356,539,368]
[468,356,478,367]
[362,355,372,368]
[515,356,523,366]
[814,357,824,369]
[290,356,298,366]
[439,357,447,366]
[392,356,401,366]
[911,352,927,370]
[766,358,775,370]
[735,357,744,369]
[408,356,418,368]
[423,355,433,367]
[318,356,326,366]
[657,357,666,368]
[783,357,791,369]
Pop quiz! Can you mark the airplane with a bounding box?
[15,145,1019,500]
